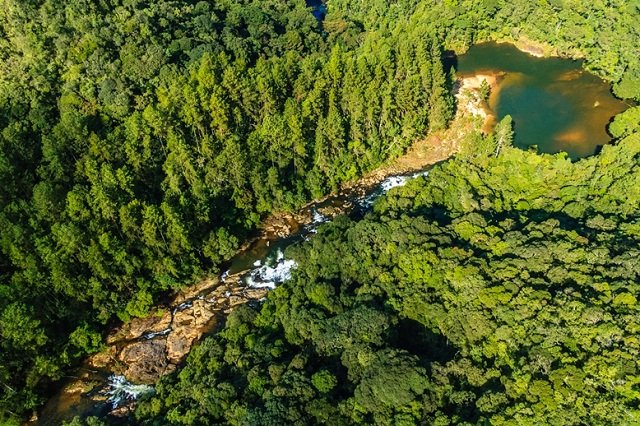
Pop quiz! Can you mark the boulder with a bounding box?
[243,287,268,301]
[165,332,192,364]
[166,300,217,363]
[107,309,172,344]
[87,345,119,369]
[62,378,96,396]
[109,403,135,418]
[118,339,168,384]
[172,277,219,305]
[227,295,246,308]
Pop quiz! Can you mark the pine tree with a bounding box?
[428,37,454,132]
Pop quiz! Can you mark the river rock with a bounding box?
[62,378,97,396]
[243,287,268,301]
[223,272,245,285]
[165,332,192,364]
[172,277,219,305]
[107,309,172,344]
[317,205,348,217]
[110,404,135,418]
[172,299,216,328]
[118,339,168,384]
[166,300,217,363]
[227,294,247,308]
[263,215,300,238]
[87,345,119,369]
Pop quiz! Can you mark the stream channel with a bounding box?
[38,169,431,425]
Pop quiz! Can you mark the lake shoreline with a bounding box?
[454,35,583,61]
[456,42,628,158]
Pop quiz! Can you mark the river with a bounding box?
[35,169,433,425]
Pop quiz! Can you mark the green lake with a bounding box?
[457,42,630,158]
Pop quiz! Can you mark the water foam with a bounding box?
[245,248,298,289]
[104,375,155,409]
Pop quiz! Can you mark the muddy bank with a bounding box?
[510,36,553,58]
[454,71,503,134]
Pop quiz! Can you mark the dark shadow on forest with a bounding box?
[443,50,458,74]
[394,318,457,365]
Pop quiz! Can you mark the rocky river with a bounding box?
[36,167,439,424]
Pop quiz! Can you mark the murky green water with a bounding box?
[457,42,630,158]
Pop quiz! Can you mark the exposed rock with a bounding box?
[262,214,304,238]
[118,339,168,384]
[90,390,108,403]
[62,378,97,396]
[459,72,502,91]
[165,333,191,364]
[243,287,269,301]
[162,363,177,376]
[317,205,347,217]
[174,299,216,328]
[87,345,119,369]
[222,272,245,285]
[227,295,246,308]
[109,404,135,418]
[513,37,549,58]
[107,309,172,344]
[166,300,217,364]
[455,73,503,134]
[173,277,219,305]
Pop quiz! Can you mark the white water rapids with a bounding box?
[358,170,429,209]
[243,170,429,289]
[245,248,298,289]
[104,375,155,409]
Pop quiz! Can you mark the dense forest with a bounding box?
[0,0,453,419]
[1,0,640,423]
[135,128,640,425]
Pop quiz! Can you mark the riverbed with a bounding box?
[35,167,441,425]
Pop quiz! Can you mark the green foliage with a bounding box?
[68,323,103,356]
[479,78,491,101]
[609,106,640,138]
[1,0,639,421]
[614,68,640,100]
[311,370,338,394]
[493,114,514,155]
[0,303,47,353]
[138,128,640,424]
[0,0,455,418]
[62,416,108,426]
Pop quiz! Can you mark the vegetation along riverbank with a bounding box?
[0,1,639,425]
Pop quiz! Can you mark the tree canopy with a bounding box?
[1,0,456,419]
[1,0,639,422]
[137,117,640,426]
